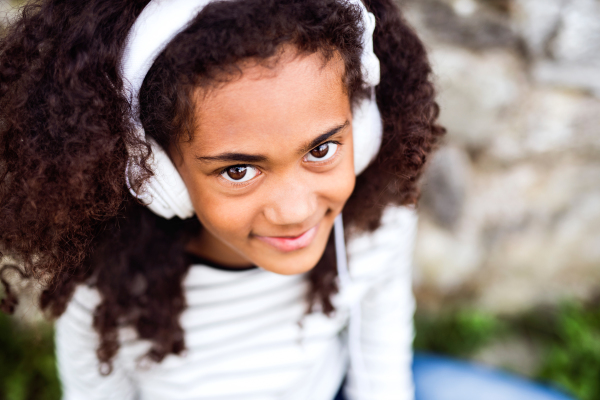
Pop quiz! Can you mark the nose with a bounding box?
[263,175,318,227]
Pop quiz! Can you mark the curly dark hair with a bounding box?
[0,0,444,372]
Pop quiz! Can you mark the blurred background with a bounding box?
[1,0,599,399]
[406,0,600,398]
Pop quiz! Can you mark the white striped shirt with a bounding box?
[55,206,417,400]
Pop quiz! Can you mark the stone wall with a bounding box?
[0,0,19,26]
[403,0,600,313]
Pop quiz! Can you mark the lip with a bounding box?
[255,224,320,252]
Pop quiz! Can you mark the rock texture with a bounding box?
[0,0,19,27]
[403,0,600,313]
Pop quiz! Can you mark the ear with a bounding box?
[126,135,195,219]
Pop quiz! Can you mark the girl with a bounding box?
[0,0,444,399]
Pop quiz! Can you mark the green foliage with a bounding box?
[0,313,61,400]
[414,308,506,356]
[521,302,600,400]
[415,301,600,400]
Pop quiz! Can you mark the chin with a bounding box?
[257,247,327,276]
[248,218,335,275]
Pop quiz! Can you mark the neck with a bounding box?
[185,228,253,268]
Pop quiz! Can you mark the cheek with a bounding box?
[322,147,356,207]
[176,162,256,243]
[191,187,257,240]
[326,170,355,209]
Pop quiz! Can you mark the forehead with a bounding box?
[188,50,349,155]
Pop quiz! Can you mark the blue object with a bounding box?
[332,353,575,400]
[413,353,575,400]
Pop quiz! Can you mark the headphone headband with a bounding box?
[122,0,382,219]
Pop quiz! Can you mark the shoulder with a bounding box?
[55,284,140,345]
[346,205,418,279]
[346,205,418,255]
[56,284,101,333]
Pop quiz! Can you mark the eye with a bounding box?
[220,165,260,182]
[306,142,339,162]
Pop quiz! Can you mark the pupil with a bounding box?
[227,166,247,180]
[311,143,329,158]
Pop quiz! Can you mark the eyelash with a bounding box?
[217,140,343,187]
[304,140,342,165]
[218,165,260,188]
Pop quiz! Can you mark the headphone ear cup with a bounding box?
[126,137,195,219]
[352,95,383,175]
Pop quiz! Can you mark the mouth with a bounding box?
[255,224,320,253]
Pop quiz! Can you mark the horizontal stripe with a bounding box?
[185,275,305,308]
[55,205,418,400]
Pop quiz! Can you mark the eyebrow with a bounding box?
[196,152,268,164]
[299,121,349,155]
[195,120,349,164]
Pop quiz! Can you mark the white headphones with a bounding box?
[121,0,383,219]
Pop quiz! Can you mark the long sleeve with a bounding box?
[54,207,417,400]
[55,285,138,400]
[344,205,417,400]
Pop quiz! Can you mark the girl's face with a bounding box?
[171,49,355,275]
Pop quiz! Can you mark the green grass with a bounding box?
[0,313,60,400]
[415,300,600,400]
[527,303,600,400]
[414,308,507,356]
